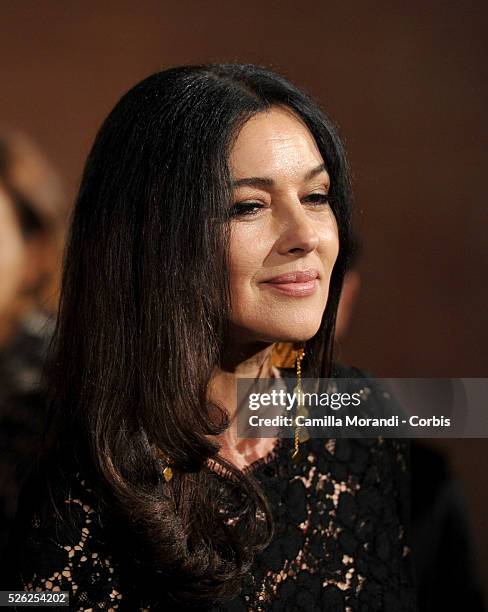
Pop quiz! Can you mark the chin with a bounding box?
[231,308,325,344]
[255,321,322,344]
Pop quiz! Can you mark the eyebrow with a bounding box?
[230,162,328,189]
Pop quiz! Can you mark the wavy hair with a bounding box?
[43,63,352,606]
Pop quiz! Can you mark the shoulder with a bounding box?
[278,360,411,455]
[277,360,407,416]
[3,448,124,610]
[331,361,409,423]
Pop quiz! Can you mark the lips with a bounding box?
[262,269,319,284]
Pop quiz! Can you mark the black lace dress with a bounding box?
[2,365,418,611]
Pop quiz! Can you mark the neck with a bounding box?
[207,341,276,447]
[221,341,275,376]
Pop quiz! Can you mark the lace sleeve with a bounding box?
[4,464,126,611]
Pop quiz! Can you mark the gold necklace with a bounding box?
[291,347,309,462]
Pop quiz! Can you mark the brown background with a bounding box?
[1,0,487,594]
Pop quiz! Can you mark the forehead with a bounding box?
[229,106,325,180]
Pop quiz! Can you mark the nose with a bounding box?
[274,202,320,255]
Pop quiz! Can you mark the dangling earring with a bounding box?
[155,446,174,482]
[271,342,297,368]
[291,346,310,462]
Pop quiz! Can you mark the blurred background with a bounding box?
[0,1,486,607]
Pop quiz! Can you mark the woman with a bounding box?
[0,129,65,390]
[0,129,66,556]
[3,64,417,611]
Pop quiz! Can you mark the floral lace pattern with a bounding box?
[3,365,418,611]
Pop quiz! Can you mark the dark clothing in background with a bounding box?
[411,442,485,611]
[0,309,54,557]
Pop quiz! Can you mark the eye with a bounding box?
[228,193,331,219]
[303,193,330,205]
[228,202,265,218]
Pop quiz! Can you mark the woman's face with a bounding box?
[228,106,339,344]
[0,185,27,318]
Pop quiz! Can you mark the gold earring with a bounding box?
[291,346,310,462]
[155,446,174,482]
[271,342,297,368]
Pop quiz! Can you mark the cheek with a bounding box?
[228,222,280,332]
[228,224,265,300]
[316,214,340,271]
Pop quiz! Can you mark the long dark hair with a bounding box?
[44,63,352,606]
